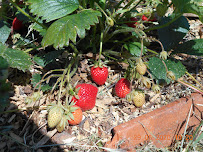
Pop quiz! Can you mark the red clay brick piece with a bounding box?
[105,93,203,151]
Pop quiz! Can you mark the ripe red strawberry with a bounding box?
[68,105,83,125]
[12,17,23,31]
[142,15,156,22]
[72,84,98,111]
[91,66,108,85]
[126,17,138,28]
[115,78,131,98]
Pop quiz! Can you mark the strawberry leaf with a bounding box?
[33,50,64,67]
[172,0,203,22]
[157,15,190,51]
[0,20,11,44]
[123,42,147,57]
[173,39,203,56]
[28,0,79,22]
[42,9,101,49]
[148,57,186,85]
[0,43,32,72]
[31,73,52,92]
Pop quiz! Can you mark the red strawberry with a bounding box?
[72,84,98,111]
[142,15,156,22]
[91,66,108,85]
[126,17,138,28]
[115,78,131,98]
[12,17,23,31]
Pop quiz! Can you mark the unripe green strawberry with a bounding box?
[56,115,67,133]
[141,76,151,89]
[91,66,108,85]
[160,51,168,60]
[136,58,147,75]
[152,84,160,94]
[106,17,114,26]
[130,90,145,107]
[48,106,63,128]
[115,78,131,98]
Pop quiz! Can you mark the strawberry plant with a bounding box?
[0,1,203,148]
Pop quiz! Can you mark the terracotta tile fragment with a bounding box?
[105,93,203,151]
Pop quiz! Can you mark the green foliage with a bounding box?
[31,73,52,92]
[31,22,47,36]
[0,20,11,44]
[157,15,190,50]
[28,0,79,22]
[33,50,64,67]
[42,9,101,49]
[123,42,147,57]
[173,39,203,56]
[0,56,9,69]
[0,43,32,72]
[148,57,186,85]
[172,0,203,22]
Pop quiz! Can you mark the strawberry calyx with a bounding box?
[91,60,107,69]
[152,84,160,94]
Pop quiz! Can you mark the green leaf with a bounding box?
[148,57,186,85]
[30,21,47,36]
[0,43,32,72]
[157,15,190,50]
[172,0,203,21]
[0,20,11,44]
[42,9,102,49]
[0,56,9,69]
[148,57,169,85]
[33,50,64,67]
[173,39,203,56]
[123,42,147,57]
[28,0,79,22]
[31,73,52,92]
[165,59,186,79]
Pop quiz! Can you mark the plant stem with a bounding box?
[161,60,168,72]
[9,0,47,30]
[177,79,203,95]
[94,2,108,18]
[140,37,143,57]
[144,14,182,32]
[150,38,165,52]
[147,49,159,55]
[98,32,104,64]
[186,71,203,88]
